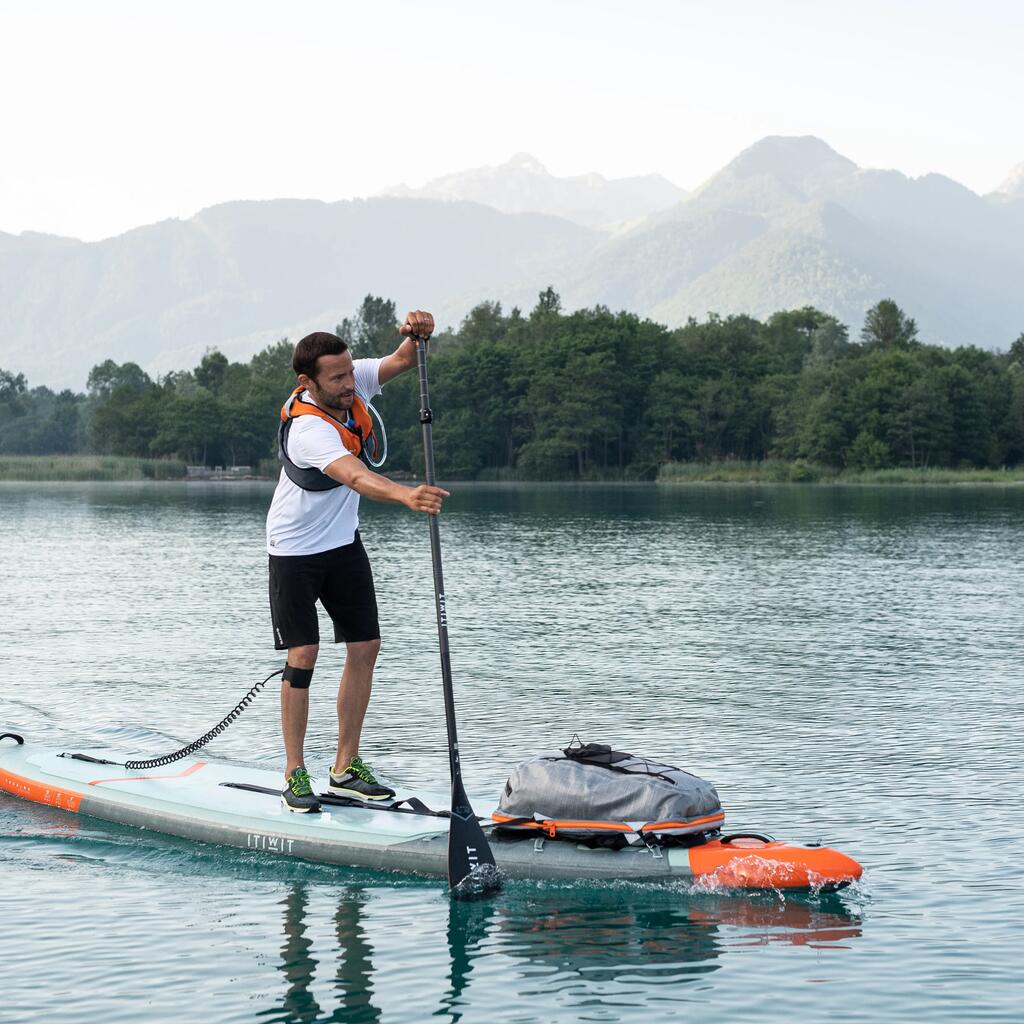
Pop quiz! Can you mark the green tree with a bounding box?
[1002,371,1024,464]
[761,307,828,375]
[86,360,152,399]
[85,360,159,455]
[803,318,850,370]
[941,363,993,466]
[337,295,400,357]
[792,391,851,465]
[847,430,892,470]
[150,386,224,464]
[847,348,922,463]
[457,302,508,346]
[694,374,743,459]
[249,339,296,397]
[0,386,83,455]
[861,299,919,349]
[531,286,562,318]
[1009,333,1024,367]
[899,369,953,467]
[194,349,229,395]
[0,369,28,427]
[0,379,76,453]
[645,371,699,463]
[0,369,27,400]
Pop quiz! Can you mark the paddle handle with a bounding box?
[414,337,467,797]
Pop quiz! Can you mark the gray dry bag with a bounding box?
[492,741,725,847]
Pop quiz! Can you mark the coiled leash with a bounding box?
[60,668,283,770]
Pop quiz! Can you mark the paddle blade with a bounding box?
[447,808,500,900]
[446,776,500,899]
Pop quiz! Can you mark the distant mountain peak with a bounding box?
[718,135,857,185]
[685,135,859,216]
[741,134,851,159]
[505,152,548,173]
[378,154,686,229]
[994,161,1024,198]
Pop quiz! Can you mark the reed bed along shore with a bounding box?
[657,460,1024,485]
[0,455,187,481]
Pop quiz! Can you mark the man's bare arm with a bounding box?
[378,336,418,386]
[378,309,435,385]
[323,455,447,513]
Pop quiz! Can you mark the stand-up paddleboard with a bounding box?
[0,735,862,890]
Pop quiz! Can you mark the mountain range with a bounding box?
[378,152,687,229]
[1,136,1022,389]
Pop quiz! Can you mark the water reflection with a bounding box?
[259,881,862,1023]
[260,885,381,1024]
[439,899,494,1023]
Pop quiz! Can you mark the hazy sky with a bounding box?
[3,0,1021,240]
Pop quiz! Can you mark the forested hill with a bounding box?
[2,293,1022,478]
[0,198,597,389]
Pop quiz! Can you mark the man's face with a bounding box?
[302,351,355,411]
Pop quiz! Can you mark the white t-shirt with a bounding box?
[266,358,383,556]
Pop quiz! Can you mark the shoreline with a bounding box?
[2,455,1024,486]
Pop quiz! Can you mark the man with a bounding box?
[266,311,447,812]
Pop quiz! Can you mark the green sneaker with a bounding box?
[282,766,321,813]
[328,756,395,801]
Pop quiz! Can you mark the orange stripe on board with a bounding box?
[88,762,206,787]
[0,767,83,812]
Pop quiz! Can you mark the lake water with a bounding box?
[1,481,1022,1023]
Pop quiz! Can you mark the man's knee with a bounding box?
[284,644,318,689]
[346,638,381,666]
[287,644,319,670]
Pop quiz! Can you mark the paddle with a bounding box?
[413,334,501,899]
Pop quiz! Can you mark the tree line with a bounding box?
[2,292,1022,477]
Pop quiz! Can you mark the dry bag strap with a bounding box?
[559,740,679,785]
[562,741,631,765]
[492,814,645,840]
[492,816,536,830]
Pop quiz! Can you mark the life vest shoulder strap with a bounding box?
[280,386,372,459]
[277,387,379,491]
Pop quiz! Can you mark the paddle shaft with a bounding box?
[414,338,469,806]
[414,335,498,897]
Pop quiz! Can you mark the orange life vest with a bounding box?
[278,387,376,490]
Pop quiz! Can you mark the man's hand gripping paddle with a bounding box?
[413,334,501,899]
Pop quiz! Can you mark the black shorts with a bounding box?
[269,533,380,651]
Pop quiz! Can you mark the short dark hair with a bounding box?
[293,332,349,379]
